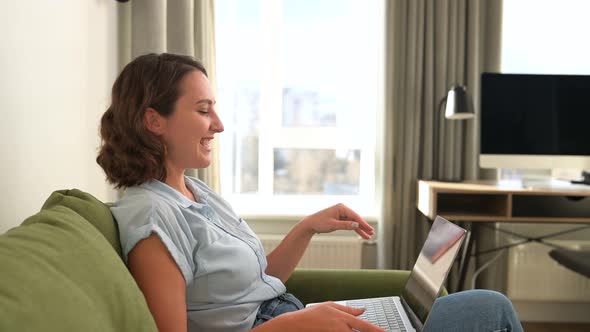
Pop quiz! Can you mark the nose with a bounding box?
[211,110,224,133]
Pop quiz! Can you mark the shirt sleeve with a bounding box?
[111,193,195,285]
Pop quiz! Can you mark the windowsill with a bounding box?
[239,213,378,224]
[241,213,378,238]
[224,193,378,222]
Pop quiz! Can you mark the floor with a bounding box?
[522,322,590,332]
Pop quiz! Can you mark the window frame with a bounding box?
[216,0,384,218]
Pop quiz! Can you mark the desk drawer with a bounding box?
[512,195,590,218]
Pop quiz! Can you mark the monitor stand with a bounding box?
[519,178,572,189]
[498,168,590,189]
[570,171,590,186]
[498,168,549,189]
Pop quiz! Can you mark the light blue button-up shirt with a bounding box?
[111,176,286,332]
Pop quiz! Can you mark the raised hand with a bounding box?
[300,203,375,239]
[265,203,375,282]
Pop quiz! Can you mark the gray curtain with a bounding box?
[117,0,221,191]
[378,0,503,271]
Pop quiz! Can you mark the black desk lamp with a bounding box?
[444,85,474,120]
[433,85,475,181]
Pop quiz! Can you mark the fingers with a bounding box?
[329,220,372,239]
[354,227,373,240]
[306,203,374,238]
[326,303,385,332]
[334,204,374,237]
[336,203,363,222]
[321,302,385,332]
[347,317,387,332]
[340,221,372,240]
[324,302,366,316]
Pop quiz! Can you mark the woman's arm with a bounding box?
[265,221,314,283]
[128,234,187,332]
[265,203,374,283]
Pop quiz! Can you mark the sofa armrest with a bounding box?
[285,269,411,305]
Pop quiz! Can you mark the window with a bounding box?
[502,0,590,74]
[215,0,383,217]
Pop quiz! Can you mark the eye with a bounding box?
[197,109,210,114]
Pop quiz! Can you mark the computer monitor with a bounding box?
[479,73,590,170]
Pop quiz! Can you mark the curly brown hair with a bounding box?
[96,53,208,189]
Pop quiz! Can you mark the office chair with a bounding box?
[549,249,590,279]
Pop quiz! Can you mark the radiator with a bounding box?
[507,241,590,302]
[259,235,364,269]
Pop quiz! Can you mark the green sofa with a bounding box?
[0,189,413,331]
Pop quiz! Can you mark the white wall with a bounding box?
[0,1,119,233]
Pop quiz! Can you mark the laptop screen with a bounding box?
[401,216,466,324]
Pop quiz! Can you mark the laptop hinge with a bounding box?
[401,296,424,332]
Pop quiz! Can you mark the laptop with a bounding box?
[307,216,466,332]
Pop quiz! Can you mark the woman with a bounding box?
[97,53,523,332]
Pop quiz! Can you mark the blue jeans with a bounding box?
[424,290,523,332]
[252,293,304,328]
[253,290,523,332]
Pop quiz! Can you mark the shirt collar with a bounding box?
[140,176,209,209]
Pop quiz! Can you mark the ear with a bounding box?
[144,107,166,135]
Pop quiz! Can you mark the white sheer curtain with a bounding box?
[378,0,503,271]
[117,0,220,191]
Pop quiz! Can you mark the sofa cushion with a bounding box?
[0,190,157,332]
[40,189,123,258]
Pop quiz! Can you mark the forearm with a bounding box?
[265,221,314,283]
[250,302,383,332]
[265,203,374,283]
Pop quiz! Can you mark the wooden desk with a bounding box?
[418,180,590,223]
[416,180,590,291]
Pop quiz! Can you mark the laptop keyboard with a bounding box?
[347,298,408,332]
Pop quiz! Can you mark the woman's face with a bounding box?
[156,70,224,170]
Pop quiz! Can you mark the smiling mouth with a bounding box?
[200,138,212,150]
